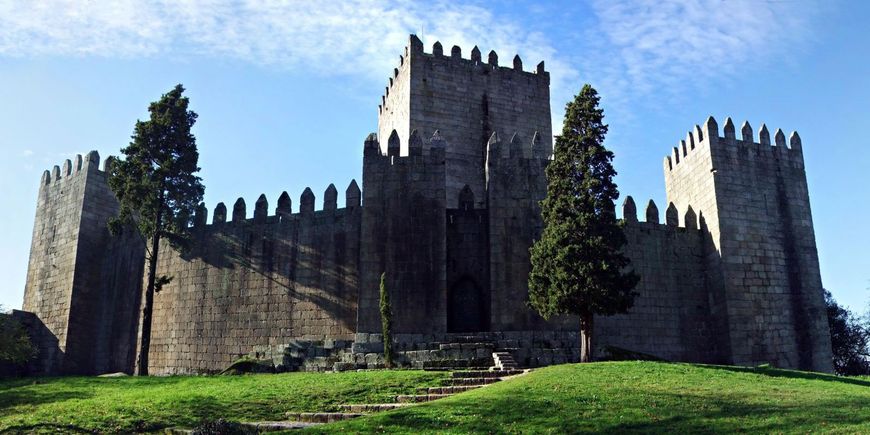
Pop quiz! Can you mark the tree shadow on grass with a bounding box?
[696,364,870,388]
[598,392,870,434]
[0,422,97,434]
[0,387,93,412]
[317,369,870,434]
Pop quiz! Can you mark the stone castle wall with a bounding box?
[145,184,362,374]
[485,132,568,331]
[595,199,715,363]
[358,133,448,334]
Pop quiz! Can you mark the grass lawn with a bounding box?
[3,362,870,434]
[308,362,870,434]
[0,370,446,433]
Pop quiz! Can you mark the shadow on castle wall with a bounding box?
[144,184,363,372]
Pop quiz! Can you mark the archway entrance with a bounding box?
[447,278,484,333]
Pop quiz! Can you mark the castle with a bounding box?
[16,35,833,375]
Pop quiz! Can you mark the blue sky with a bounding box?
[0,0,867,312]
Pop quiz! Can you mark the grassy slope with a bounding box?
[310,362,870,434]
[3,362,870,434]
[0,370,446,433]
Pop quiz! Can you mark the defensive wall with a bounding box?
[145,183,362,374]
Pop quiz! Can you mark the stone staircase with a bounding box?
[493,351,519,370]
[168,366,530,432]
[278,367,527,427]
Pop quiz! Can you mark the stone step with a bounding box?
[284,412,365,423]
[395,394,452,403]
[451,369,523,378]
[495,363,518,368]
[441,334,497,343]
[423,366,491,372]
[443,377,501,386]
[241,421,321,431]
[414,359,492,369]
[437,342,495,351]
[492,351,519,370]
[338,403,411,413]
[418,385,482,394]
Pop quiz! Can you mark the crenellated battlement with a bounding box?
[364,129,447,161]
[485,131,551,161]
[38,150,116,188]
[664,116,804,172]
[195,179,362,229]
[379,34,548,115]
[621,196,701,231]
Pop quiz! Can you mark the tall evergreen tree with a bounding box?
[108,84,204,376]
[528,84,639,363]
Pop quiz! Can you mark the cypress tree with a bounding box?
[528,84,639,363]
[108,84,205,375]
[379,272,394,368]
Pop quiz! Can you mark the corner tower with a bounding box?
[22,152,144,374]
[664,117,832,372]
[378,35,552,208]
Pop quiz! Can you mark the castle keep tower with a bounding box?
[664,117,832,372]
[378,35,552,208]
[360,36,556,335]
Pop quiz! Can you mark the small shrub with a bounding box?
[191,418,257,435]
[0,310,36,365]
[379,272,394,368]
[219,357,275,375]
[599,346,664,362]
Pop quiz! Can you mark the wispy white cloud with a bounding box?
[0,0,819,127]
[0,1,574,84]
[584,0,819,116]
[0,0,580,131]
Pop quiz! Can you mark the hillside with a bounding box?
[1,362,869,433]
[310,362,870,434]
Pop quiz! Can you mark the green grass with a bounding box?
[3,362,870,434]
[307,362,870,434]
[0,370,446,433]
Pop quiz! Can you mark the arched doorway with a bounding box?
[447,277,484,332]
